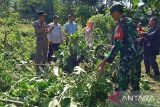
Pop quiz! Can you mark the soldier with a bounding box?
[33,11,48,75]
[142,17,160,77]
[98,3,142,103]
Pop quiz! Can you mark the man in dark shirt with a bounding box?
[143,17,160,77]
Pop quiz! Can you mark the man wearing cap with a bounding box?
[47,15,63,63]
[98,3,143,102]
[64,14,78,36]
[33,11,48,75]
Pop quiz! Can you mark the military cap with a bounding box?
[37,11,47,16]
[110,3,124,14]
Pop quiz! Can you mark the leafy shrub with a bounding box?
[88,13,115,38]
[75,4,97,27]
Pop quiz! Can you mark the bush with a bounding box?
[75,5,97,27]
[87,13,115,44]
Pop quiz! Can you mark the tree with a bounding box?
[16,0,53,23]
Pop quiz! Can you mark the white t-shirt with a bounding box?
[47,23,63,44]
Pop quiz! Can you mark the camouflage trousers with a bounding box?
[117,57,142,91]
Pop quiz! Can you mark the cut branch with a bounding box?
[0,98,24,106]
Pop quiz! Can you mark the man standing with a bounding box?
[98,3,142,102]
[142,17,160,77]
[47,15,63,63]
[64,14,78,36]
[33,11,48,75]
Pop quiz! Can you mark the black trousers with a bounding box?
[48,43,60,61]
[144,54,160,76]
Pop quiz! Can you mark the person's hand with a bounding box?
[45,28,49,33]
[140,32,148,37]
[139,31,144,35]
[45,25,54,33]
[98,60,107,72]
[40,26,46,32]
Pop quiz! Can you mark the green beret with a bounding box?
[110,3,124,14]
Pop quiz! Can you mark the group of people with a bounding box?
[137,17,160,76]
[33,12,77,74]
[98,3,160,103]
[33,2,160,103]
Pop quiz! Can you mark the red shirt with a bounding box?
[114,25,124,41]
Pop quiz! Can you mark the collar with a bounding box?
[68,22,74,24]
[54,23,58,25]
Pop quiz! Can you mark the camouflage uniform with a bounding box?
[33,20,48,73]
[105,15,143,91]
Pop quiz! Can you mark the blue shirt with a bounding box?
[64,22,78,35]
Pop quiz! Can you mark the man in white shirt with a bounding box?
[64,14,78,35]
[47,15,63,62]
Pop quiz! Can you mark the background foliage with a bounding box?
[1,0,160,107]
